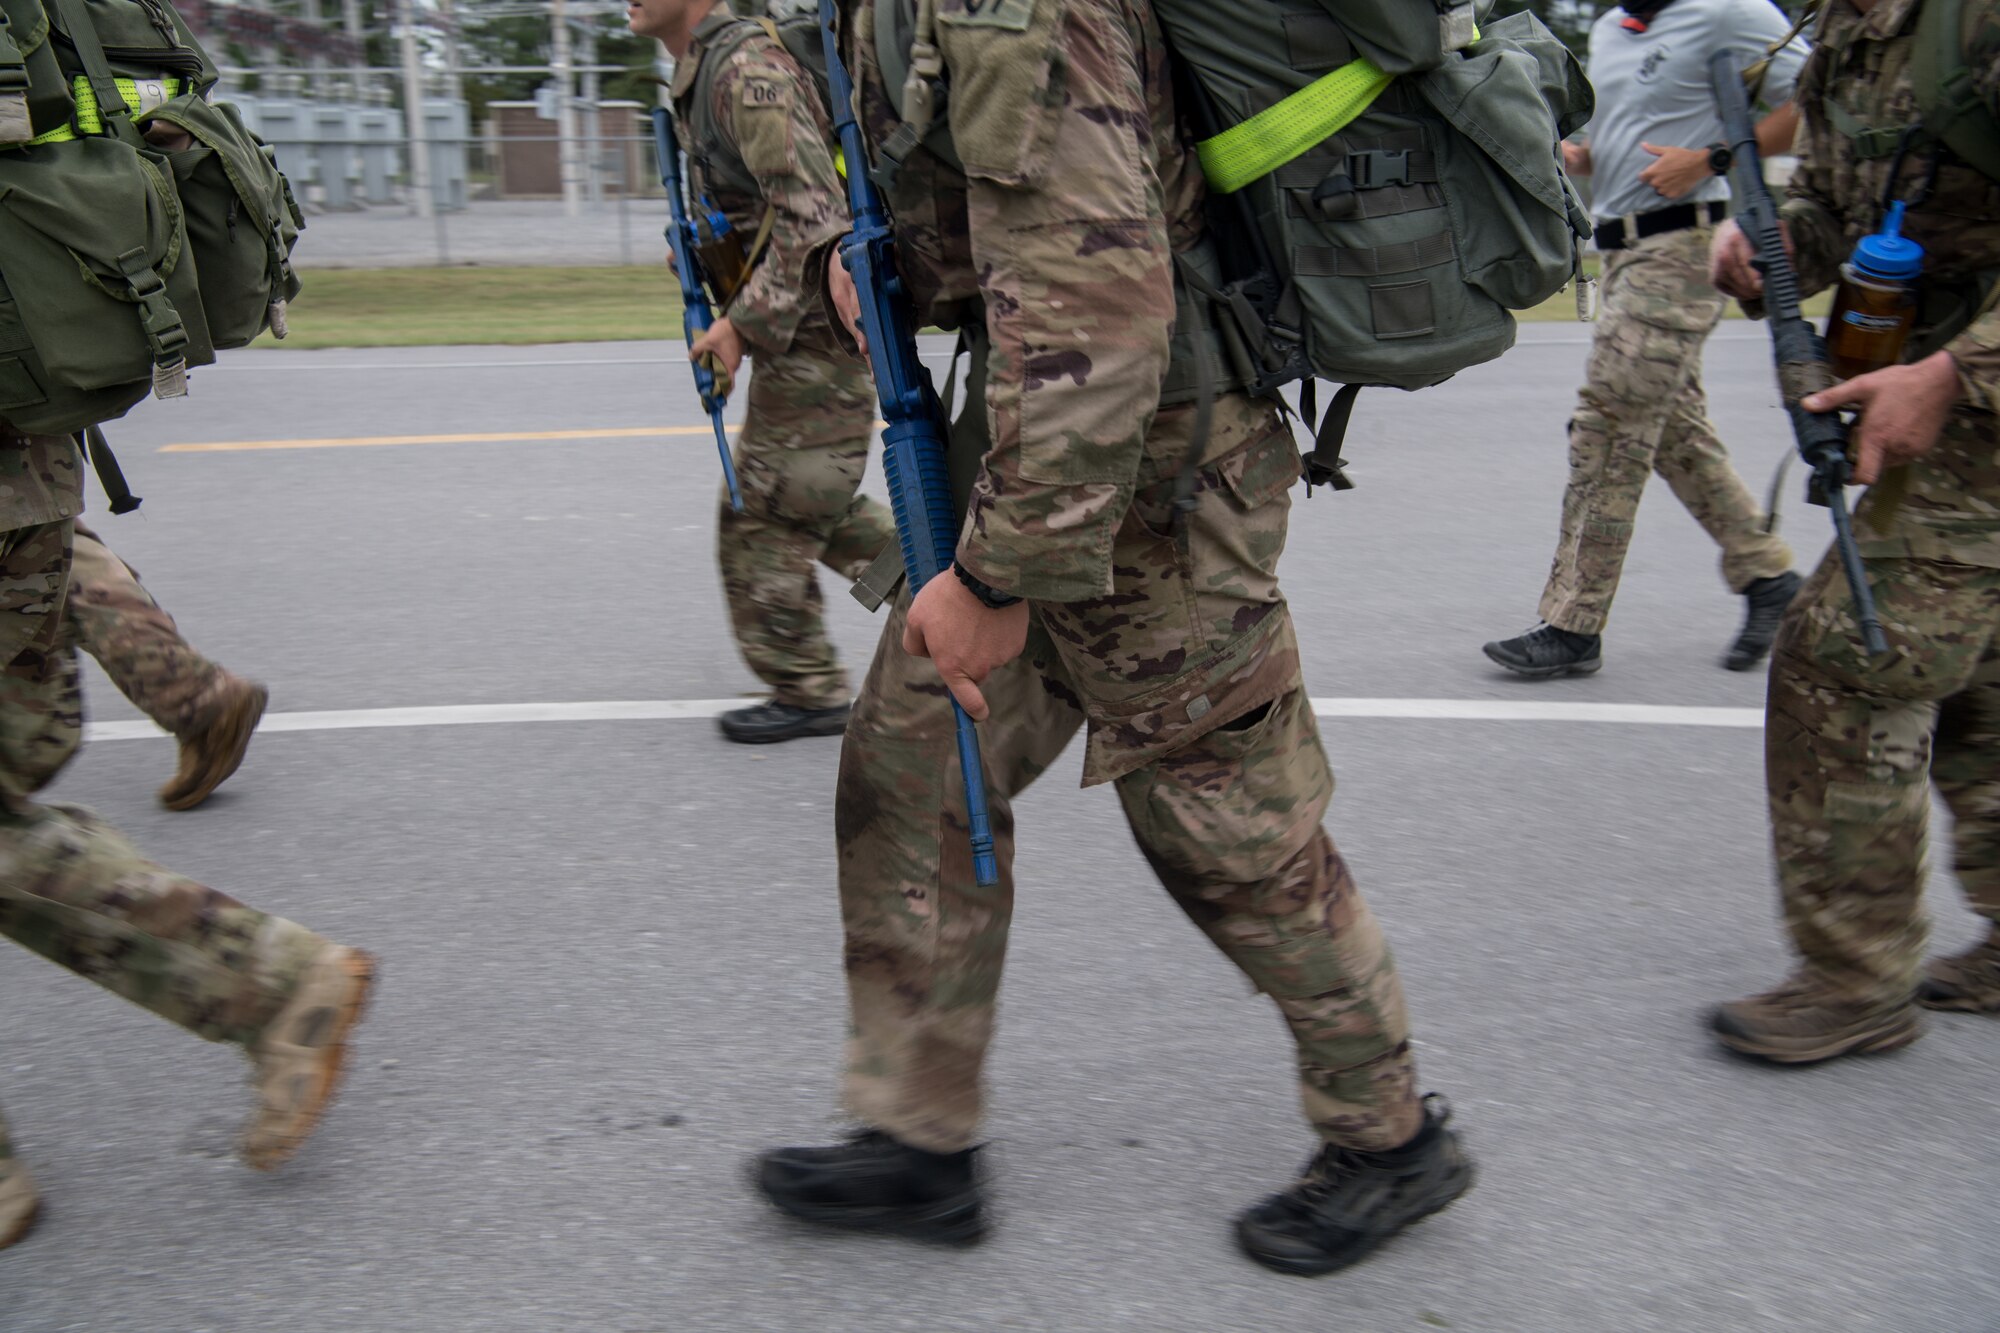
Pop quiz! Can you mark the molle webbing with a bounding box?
[1294,230,1455,279]
[1826,100,1906,160]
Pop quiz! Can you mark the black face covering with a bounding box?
[1620,0,1680,29]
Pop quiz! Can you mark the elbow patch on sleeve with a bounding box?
[937,0,1067,186]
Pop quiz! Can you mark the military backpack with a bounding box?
[0,0,302,440]
[869,0,1593,489]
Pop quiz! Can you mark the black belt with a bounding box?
[1594,200,1729,251]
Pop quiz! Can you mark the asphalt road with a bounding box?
[0,325,1993,1333]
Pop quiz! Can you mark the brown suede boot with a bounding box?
[241,943,375,1171]
[0,1144,40,1251]
[1711,973,1922,1065]
[159,675,268,811]
[1918,929,2000,1013]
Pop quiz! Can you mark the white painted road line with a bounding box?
[81,697,1763,742]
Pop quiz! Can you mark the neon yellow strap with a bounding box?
[1197,59,1392,195]
[27,74,179,146]
[1195,27,1478,196]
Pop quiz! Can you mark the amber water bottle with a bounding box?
[1825,201,1924,380]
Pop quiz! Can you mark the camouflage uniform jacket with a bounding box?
[670,7,849,354]
[0,431,82,534]
[827,0,1208,604]
[1783,0,2000,563]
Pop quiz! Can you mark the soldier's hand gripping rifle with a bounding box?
[816,0,1000,889]
[652,107,744,512]
[1710,50,1888,656]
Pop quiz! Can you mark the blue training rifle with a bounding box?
[652,106,744,512]
[816,0,1000,888]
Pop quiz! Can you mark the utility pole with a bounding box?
[550,0,583,218]
[438,0,464,103]
[580,21,602,206]
[340,0,368,100]
[398,0,434,218]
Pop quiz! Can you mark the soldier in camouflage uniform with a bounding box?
[70,522,268,810]
[750,0,1473,1276]
[0,429,373,1251]
[637,0,895,745]
[1710,0,2000,1061]
[1484,0,1807,679]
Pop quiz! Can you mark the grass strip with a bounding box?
[271,262,1823,350]
[277,266,683,349]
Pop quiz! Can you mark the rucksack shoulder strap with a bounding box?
[1912,0,2000,181]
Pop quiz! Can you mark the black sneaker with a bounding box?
[1482,624,1602,678]
[754,1129,985,1245]
[1724,572,1802,671]
[717,700,851,744]
[1236,1095,1475,1277]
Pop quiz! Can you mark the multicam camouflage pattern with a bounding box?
[69,522,229,739]
[829,0,1207,606]
[0,431,322,1085]
[1742,0,2000,1012]
[0,429,80,534]
[1783,0,2000,567]
[0,1102,34,1247]
[674,8,893,707]
[838,386,1424,1156]
[671,7,851,354]
[0,796,323,1043]
[1539,226,1794,636]
[1765,547,2000,1004]
[718,325,894,708]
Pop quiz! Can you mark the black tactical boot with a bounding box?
[1724,571,1802,671]
[1482,624,1602,678]
[716,700,850,744]
[1235,1096,1475,1277]
[755,1129,985,1244]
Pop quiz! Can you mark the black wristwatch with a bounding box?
[952,561,1022,609]
[1706,141,1734,176]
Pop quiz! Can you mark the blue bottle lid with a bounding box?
[1852,201,1924,282]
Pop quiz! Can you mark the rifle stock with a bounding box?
[1709,50,1887,656]
[817,0,999,888]
[652,107,744,513]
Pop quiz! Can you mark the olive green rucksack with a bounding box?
[0,0,302,441]
[872,0,1594,490]
[1150,0,1594,486]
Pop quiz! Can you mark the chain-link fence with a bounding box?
[213,80,676,268]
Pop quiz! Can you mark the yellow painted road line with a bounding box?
[159,424,737,453]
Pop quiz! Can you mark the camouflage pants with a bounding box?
[1767,544,2000,1004]
[69,522,227,738]
[1539,226,1793,635]
[838,396,1421,1155]
[0,506,321,1149]
[718,328,895,709]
